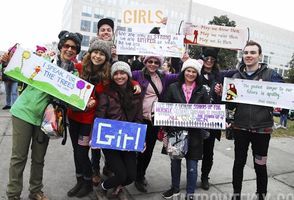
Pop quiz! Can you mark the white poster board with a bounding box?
[4,47,94,110]
[222,78,294,109]
[183,23,249,50]
[154,102,226,130]
[116,31,185,58]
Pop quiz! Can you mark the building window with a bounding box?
[263,55,269,64]
[81,20,91,32]
[81,35,90,47]
[93,22,98,33]
[82,5,92,17]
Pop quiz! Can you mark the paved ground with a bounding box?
[0,87,293,200]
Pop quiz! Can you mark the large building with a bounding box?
[62,0,294,76]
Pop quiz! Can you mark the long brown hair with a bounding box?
[80,52,111,85]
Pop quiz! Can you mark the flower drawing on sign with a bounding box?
[76,80,85,97]
[226,83,238,100]
[29,66,41,80]
[83,84,91,100]
[21,50,31,71]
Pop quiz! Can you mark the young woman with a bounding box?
[67,38,112,197]
[198,47,223,190]
[132,55,178,193]
[95,61,143,200]
[162,59,210,200]
[6,30,83,200]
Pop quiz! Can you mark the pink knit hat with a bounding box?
[36,45,47,53]
[143,55,164,67]
[8,43,18,53]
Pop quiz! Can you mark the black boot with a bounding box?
[76,179,93,198]
[201,177,210,190]
[67,176,83,197]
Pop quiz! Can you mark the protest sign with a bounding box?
[121,5,166,31]
[183,23,249,50]
[4,47,93,110]
[116,31,185,58]
[91,118,147,152]
[222,78,294,109]
[154,102,226,130]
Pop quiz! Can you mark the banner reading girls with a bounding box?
[153,102,226,130]
[4,46,94,110]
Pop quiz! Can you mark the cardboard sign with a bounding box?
[154,102,226,130]
[183,23,249,50]
[222,78,294,109]
[116,31,185,58]
[91,118,147,152]
[121,5,166,31]
[4,47,94,110]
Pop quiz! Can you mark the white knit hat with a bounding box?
[111,61,132,78]
[181,59,203,74]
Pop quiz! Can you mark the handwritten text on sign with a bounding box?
[222,78,294,109]
[183,23,248,50]
[116,31,185,58]
[4,47,93,110]
[154,102,226,130]
[91,118,147,152]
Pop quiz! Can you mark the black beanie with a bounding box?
[58,30,83,54]
[202,47,220,59]
[97,18,114,31]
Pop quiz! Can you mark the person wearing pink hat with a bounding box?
[35,45,47,57]
[131,55,178,193]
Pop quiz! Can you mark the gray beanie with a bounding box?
[58,30,83,54]
[88,38,112,61]
[111,61,132,78]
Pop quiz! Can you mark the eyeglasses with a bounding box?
[147,60,160,65]
[62,44,77,51]
[203,56,216,62]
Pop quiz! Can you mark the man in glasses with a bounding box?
[228,41,283,200]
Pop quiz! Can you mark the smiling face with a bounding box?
[60,39,77,62]
[90,50,106,66]
[98,24,113,41]
[184,67,198,84]
[243,45,261,69]
[145,58,160,74]
[113,70,128,86]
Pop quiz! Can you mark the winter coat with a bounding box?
[164,82,210,160]
[231,63,283,130]
[96,85,143,123]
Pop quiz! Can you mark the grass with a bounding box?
[272,117,294,137]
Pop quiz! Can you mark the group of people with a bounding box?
[1,16,284,200]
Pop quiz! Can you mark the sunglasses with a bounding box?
[62,44,77,51]
[203,56,216,62]
[147,60,160,65]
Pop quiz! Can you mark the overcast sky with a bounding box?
[1,0,293,51]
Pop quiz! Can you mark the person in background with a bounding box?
[161,59,175,74]
[0,44,19,110]
[198,47,222,190]
[132,55,178,193]
[95,61,143,200]
[67,38,112,198]
[35,45,47,57]
[162,59,209,200]
[279,108,289,129]
[6,30,82,200]
[227,41,283,200]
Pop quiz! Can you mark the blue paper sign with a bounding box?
[91,118,147,152]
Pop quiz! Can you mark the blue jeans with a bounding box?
[4,81,18,106]
[171,158,198,195]
[280,114,288,127]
